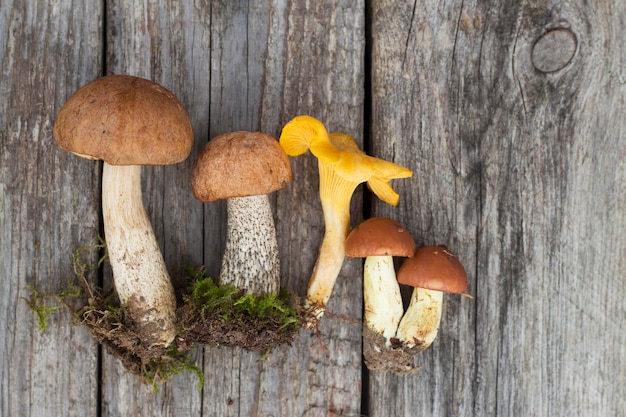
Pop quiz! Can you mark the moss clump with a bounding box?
[24,240,203,389]
[26,240,302,385]
[181,267,300,351]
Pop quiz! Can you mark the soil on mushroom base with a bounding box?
[77,292,197,385]
[26,241,200,387]
[362,324,424,375]
[182,310,298,351]
[179,270,300,351]
[26,242,297,383]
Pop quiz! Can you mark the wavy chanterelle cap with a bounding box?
[280,115,412,206]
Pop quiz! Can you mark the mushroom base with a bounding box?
[76,293,196,385]
[182,311,298,351]
[31,241,200,387]
[180,272,300,351]
[362,324,427,375]
[299,299,327,329]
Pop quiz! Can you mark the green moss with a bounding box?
[184,267,300,331]
[22,239,107,331]
[143,344,204,392]
[22,286,60,331]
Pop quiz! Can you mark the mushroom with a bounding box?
[191,131,292,295]
[345,218,421,373]
[53,75,194,346]
[395,245,468,350]
[279,116,412,327]
[345,218,416,342]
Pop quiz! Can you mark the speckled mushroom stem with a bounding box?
[220,194,281,295]
[363,256,404,342]
[395,287,443,350]
[101,163,177,347]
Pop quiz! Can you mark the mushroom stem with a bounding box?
[395,287,443,350]
[363,256,404,342]
[302,172,355,326]
[220,194,280,295]
[102,163,177,346]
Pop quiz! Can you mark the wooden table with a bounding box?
[1,1,624,416]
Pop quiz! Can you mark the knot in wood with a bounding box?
[532,28,577,73]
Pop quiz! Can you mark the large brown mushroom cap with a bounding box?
[53,75,194,165]
[191,131,292,202]
[397,245,468,294]
[345,217,416,258]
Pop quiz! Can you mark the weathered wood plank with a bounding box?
[100,0,209,415]
[3,0,624,416]
[368,1,626,416]
[0,0,103,416]
[201,2,365,416]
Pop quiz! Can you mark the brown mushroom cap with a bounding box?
[53,75,194,165]
[397,245,468,294]
[345,217,416,258]
[191,131,292,202]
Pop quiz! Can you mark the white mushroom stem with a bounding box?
[395,287,443,349]
[102,163,177,347]
[363,256,404,344]
[220,194,280,295]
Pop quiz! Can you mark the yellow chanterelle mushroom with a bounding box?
[279,115,412,328]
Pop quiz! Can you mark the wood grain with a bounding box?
[2,0,624,416]
[368,1,626,416]
[0,1,103,416]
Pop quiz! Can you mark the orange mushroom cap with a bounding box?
[397,245,468,294]
[345,218,416,258]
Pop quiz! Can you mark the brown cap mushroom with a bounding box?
[345,218,417,344]
[395,245,468,350]
[53,75,194,347]
[191,131,292,295]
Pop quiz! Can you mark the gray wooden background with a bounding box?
[1,1,624,416]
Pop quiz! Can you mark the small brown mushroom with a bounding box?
[345,218,416,342]
[191,131,292,295]
[395,245,468,350]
